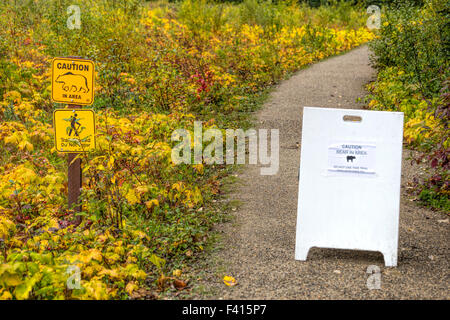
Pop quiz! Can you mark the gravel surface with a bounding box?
[190,46,449,300]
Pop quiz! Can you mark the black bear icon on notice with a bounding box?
[346,155,356,162]
[55,72,90,93]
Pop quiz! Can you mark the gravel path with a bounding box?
[191,46,449,300]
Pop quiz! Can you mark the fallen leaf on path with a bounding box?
[130,288,158,300]
[157,274,170,289]
[173,269,182,277]
[173,279,187,290]
[125,281,139,295]
[223,275,237,287]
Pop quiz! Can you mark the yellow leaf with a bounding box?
[194,164,204,174]
[125,281,139,295]
[2,273,22,287]
[136,185,149,194]
[14,274,40,300]
[83,266,95,277]
[79,249,103,263]
[98,268,121,279]
[171,182,183,192]
[84,279,108,300]
[0,289,12,300]
[97,234,108,243]
[126,256,137,264]
[14,166,38,184]
[172,269,182,277]
[89,249,103,262]
[18,141,33,152]
[4,132,20,145]
[132,269,147,280]
[114,245,125,255]
[223,275,237,287]
[105,252,120,263]
[126,188,139,205]
[107,156,115,170]
[0,217,16,239]
[131,229,147,239]
[144,199,159,210]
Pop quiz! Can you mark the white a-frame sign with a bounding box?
[295,107,404,267]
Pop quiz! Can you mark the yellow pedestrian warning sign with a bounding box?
[53,109,96,153]
[52,57,95,105]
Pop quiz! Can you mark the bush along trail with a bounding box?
[366,0,449,211]
[0,0,374,299]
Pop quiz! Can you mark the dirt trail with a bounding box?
[192,46,449,299]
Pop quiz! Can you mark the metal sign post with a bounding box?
[51,57,95,221]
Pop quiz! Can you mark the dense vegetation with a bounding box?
[0,0,373,299]
[367,0,449,210]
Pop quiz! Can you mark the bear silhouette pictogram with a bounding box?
[55,72,89,93]
[346,155,356,162]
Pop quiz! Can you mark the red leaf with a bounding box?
[173,279,187,290]
[431,158,438,168]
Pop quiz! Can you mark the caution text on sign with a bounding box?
[53,109,96,153]
[51,57,95,105]
[327,142,376,175]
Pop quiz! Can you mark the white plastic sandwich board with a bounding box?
[295,107,404,267]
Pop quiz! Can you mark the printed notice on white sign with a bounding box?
[327,142,376,175]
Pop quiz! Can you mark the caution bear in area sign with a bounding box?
[51,57,95,105]
[53,109,96,153]
[295,107,404,267]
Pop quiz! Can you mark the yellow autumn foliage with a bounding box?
[0,0,373,300]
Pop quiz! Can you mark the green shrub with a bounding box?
[369,0,449,96]
[419,188,450,211]
[367,0,449,211]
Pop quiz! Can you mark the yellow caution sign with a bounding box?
[51,57,95,105]
[53,109,96,153]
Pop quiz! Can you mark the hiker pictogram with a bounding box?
[53,109,96,153]
[65,113,86,137]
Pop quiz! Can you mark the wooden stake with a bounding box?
[68,104,82,223]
